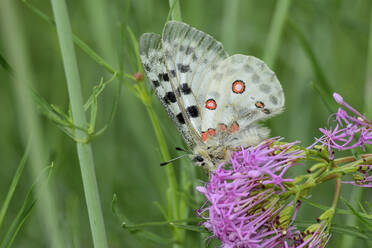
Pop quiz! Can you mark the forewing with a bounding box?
[139,33,195,146]
[161,21,228,141]
[200,54,284,137]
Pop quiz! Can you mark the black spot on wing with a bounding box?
[152,80,160,87]
[164,92,177,103]
[186,105,199,118]
[170,70,176,78]
[144,64,151,72]
[177,64,190,73]
[180,84,191,95]
[159,73,169,81]
[176,113,186,124]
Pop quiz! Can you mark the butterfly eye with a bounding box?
[195,155,204,162]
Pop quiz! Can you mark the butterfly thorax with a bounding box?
[191,124,271,171]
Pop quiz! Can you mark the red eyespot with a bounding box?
[255,101,265,109]
[232,80,245,94]
[229,121,239,133]
[207,128,216,136]
[201,132,208,142]
[205,99,217,110]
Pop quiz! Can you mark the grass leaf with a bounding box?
[288,18,337,113]
[0,142,30,230]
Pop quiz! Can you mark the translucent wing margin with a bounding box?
[161,21,228,141]
[139,33,195,146]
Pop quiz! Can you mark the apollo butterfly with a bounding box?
[139,21,284,171]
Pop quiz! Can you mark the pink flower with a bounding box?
[312,93,372,158]
[196,138,309,247]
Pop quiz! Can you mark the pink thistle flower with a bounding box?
[312,93,372,158]
[196,138,308,247]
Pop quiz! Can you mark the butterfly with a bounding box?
[139,21,284,171]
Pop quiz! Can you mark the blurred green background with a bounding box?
[0,0,371,247]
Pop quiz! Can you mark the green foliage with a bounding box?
[0,148,53,248]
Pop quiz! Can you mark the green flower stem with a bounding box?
[50,0,108,247]
[284,154,372,198]
[138,81,182,244]
[0,1,65,247]
[263,0,292,67]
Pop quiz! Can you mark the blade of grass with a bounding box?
[0,141,30,230]
[220,0,240,52]
[288,18,338,113]
[0,1,65,247]
[22,0,117,75]
[4,201,36,248]
[0,164,53,248]
[50,0,108,247]
[168,0,182,21]
[263,0,292,67]
[365,4,372,118]
[112,195,174,245]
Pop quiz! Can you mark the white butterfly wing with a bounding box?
[139,33,195,146]
[140,22,284,151]
[200,54,285,146]
[161,21,228,142]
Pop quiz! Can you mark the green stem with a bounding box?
[221,0,240,52]
[50,0,108,247]
[365,4,372,118]
[331,178,341,211]
[169,0,182,21]
[145,100,182,242]
[263,0,292,67]
[0,1,65,247]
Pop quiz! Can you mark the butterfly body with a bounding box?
[140,21,284,171]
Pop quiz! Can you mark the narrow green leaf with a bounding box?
[302,198,372,219]
[297,220,372,241]
[126,26,142,73]
[328,224,371,241]
[220,0,240,52]
[22,0,117,75]
[171,223,208,233]
[341,197,372,229]
[4,201,36,248]
[168,0,182,22]
[263,0,292,67]
[153,201,168,221]
[0,164,52,248]
[288,18,337,113]
[0,142,30,229]
[365,201,372,213]
[112,195,174,245]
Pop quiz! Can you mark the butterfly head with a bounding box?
[191,144,230,171]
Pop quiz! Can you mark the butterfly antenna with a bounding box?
[160,154,188,166]
[175,147,191,153]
